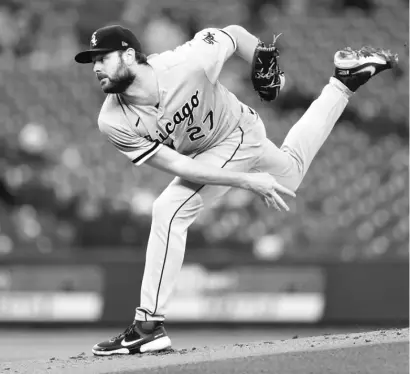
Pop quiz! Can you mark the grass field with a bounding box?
[0,326,408,373]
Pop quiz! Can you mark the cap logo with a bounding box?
[122,41,128,47]
[90,32,98,47]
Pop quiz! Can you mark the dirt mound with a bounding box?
[1,328,408,374]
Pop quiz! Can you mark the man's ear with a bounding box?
[123,48,136,65]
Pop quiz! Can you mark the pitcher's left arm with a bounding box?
[223,25,259,64]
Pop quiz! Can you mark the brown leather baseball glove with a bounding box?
[251,34,284,102]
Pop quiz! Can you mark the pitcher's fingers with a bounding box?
[273,182,296,197]
[268,196,281,211]
[272,191,289,211]
[264,195,276,210]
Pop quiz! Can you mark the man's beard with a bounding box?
[101,66,135,94]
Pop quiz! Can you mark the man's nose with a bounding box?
[93,62,101,73]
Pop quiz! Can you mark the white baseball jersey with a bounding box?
[98,28,244,165]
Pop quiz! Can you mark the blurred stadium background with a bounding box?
[0,0,408,355]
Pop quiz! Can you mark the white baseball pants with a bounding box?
[135,77,352,321]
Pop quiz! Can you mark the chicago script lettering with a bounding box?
[156,90,201,142]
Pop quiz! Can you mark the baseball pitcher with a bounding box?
[74,24,397,356]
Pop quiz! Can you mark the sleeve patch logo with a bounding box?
[203,32,218,45]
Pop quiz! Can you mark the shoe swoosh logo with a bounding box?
[352,65,376,76]
[121,338,145,347]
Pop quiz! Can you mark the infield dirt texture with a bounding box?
[1,328,408,373]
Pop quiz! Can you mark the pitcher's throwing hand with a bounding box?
[244,173,296,211]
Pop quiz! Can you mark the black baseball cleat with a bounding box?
[92,320,172,356]
[334,46,398,92]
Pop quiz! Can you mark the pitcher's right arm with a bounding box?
[146,144,295,211]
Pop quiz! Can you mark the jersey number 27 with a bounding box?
[187,110,214,142]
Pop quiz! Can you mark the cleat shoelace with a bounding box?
[110,323,136,342]
[341,46,398,64]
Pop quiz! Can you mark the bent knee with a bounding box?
[278,147,306,192]
[280,145,305,174]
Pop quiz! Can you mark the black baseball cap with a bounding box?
[75,25,142,64]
